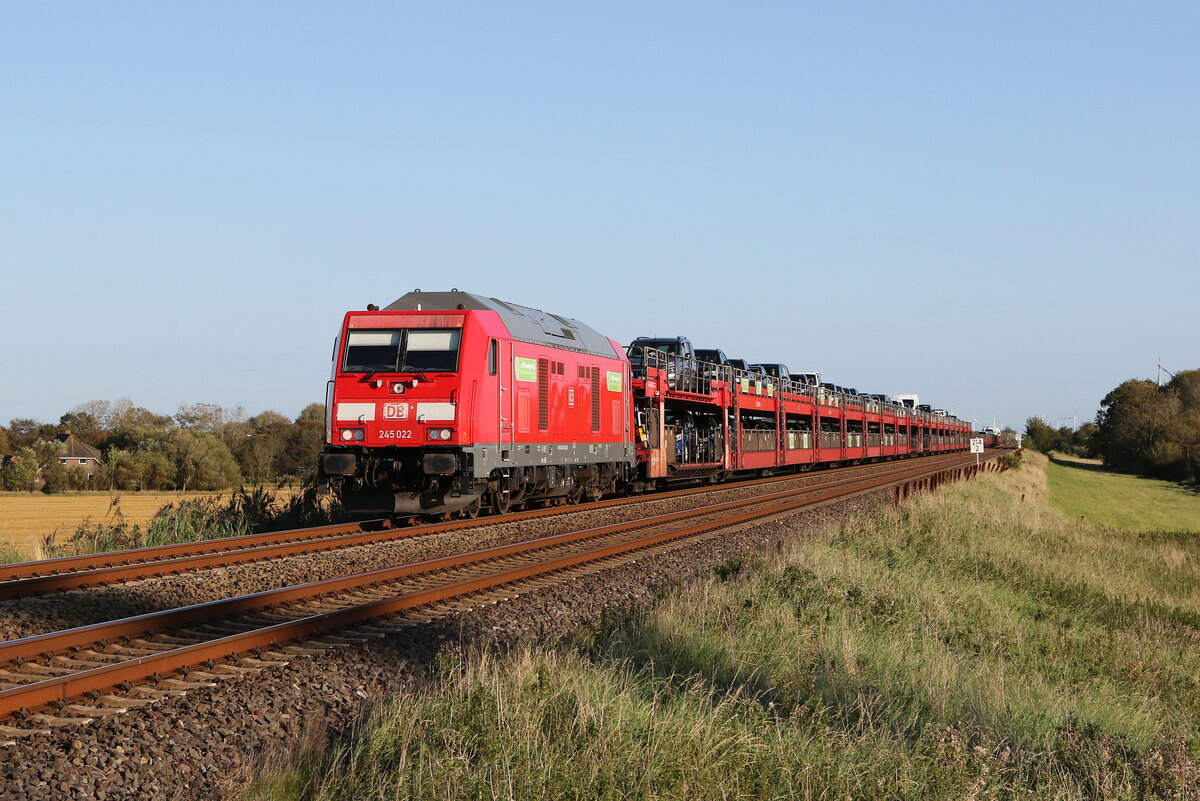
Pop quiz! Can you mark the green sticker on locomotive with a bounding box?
[514,357,538,382]
[607,371,622,392]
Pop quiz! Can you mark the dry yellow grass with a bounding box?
[0,491,245,559]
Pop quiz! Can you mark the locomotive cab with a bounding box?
[320,307,484,515]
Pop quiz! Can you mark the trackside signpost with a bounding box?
[970,437,984,466]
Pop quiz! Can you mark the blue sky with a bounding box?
[2,2,1196,432]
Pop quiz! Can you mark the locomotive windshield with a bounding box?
[343,328,461,373]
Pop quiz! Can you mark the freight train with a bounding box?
[318,290,975,517]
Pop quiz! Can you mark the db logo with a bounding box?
[383,402,409,420]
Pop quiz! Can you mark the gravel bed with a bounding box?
[0,487,886,801]
[0,464,901,641]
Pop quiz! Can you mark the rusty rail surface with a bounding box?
[0,452,1002,726]
[0,452,989,598]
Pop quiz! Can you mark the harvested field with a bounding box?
[0,491,294,559]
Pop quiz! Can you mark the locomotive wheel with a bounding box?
[459,497,482,519]
[490,491,511,515]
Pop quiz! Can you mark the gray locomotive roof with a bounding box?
[384,290,619,359]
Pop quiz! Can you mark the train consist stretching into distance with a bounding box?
[319,290,976,517]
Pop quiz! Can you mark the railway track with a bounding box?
[0,451,1004,741]
[0,452,995,599]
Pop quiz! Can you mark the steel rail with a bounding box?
[0,519,396,582]
[0,453,994,721]
[0,455,960,662]
[0,452,983,597]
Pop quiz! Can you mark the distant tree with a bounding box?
[175,402,232,434]
[236,410,293,482]
[134,447,176,491]
[1000,427,1018,446]
[282,403,326,477]
[1166,371,1200,481]
[107,405,173,452]
[1,447,40,491]
[212,406,250,454]
[1073,422,1100,457]
[103,448,140,490]
[60,400,114,449]
[169,431,241,492]
[1169,369,1200,411]
[7,418,60,450]
[40,458,70,493]
[1024,417,1060,453]
[0,426,9,455]
[1094,379,1176,476]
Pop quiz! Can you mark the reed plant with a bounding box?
[44,479,348,558]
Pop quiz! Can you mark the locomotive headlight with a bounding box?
[427,428,454,441]
[390,382,406,394]
[340,428,365,442]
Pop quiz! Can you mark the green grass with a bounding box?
[247,452,1200,800]
[1046,452,1200,532]
[0,543,31,564]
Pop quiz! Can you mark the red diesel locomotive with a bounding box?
[319,290,635,516]
[320,290,974,517]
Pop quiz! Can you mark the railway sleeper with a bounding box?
[128,638,178,652]
[191,622,263,636]
[157,677,218,690]
[0,723,49,738]
[238,656,293,669]
[356,623,408,634]
[74,649,124,663]
[106,644,165,657]
[63,703,128,718]
[31,712,94,727]
[300,638,352,649]
[182,670,238,683]
[17,663,74,677]
[130,685,189,699]
[147,633,205,646]
[95,693,156,708]
[206,664,262,676]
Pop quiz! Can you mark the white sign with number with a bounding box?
[970,438,985,454]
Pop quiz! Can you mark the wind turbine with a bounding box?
[1158,358,1175,386]
[1055,406,1080,431]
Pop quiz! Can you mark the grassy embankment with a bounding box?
[246,451,1200,800]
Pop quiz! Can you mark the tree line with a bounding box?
[1025,369,1199,483]
[0,399,326,492]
